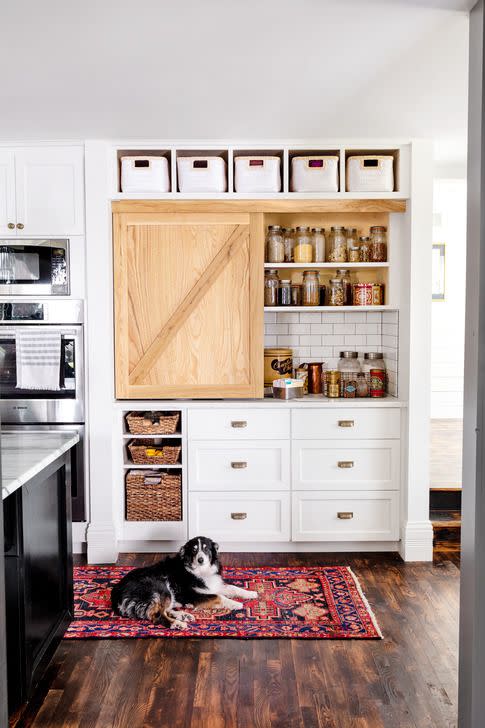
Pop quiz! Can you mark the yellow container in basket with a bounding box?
[264,348,293,387]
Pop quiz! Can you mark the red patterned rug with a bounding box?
[65,565,382,640]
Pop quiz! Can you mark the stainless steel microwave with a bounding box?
[0,239,70,295]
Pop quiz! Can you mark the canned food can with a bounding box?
[372,283,384,306]
[370,368,386,397]
[353,283,373,306]
[327,370,340,398]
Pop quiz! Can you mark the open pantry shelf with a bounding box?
[264,262,389,269]
[122,462,181,469]
[122,433,181,439]
[264,305,395,312]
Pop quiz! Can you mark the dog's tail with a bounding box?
[114,590,177,626]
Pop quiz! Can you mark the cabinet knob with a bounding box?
[337,512,354,520]
[338,420,354,428]
[231,461,247,469]
[16,223,24,230]
[231,420,247,428]
[338,461,354,469]
[231,512,247,520]
[7,223,15,230]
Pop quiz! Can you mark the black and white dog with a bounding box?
[111,536,258,629]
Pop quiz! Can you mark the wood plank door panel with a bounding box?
[114,211,264,399]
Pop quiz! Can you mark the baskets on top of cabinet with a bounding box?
[126,470,182,521]
[125,411,180,435]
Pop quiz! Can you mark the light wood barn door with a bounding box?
[113,211,264,399]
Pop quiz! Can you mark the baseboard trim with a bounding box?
[86,521,119,564]
[399,521,434,561]
[117,540,401,554]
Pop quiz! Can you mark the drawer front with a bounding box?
[189,492,290,542]
[292,491,399,541]
[292,408,400,440]
[188,408,290,440]
[189,440,290,491]
[292,439,400,491]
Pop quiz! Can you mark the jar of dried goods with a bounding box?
[356,372,369,397]
[369,226,387,262]
[348,244,360,262]
[338,351,361,397]
[283,227,295,262]
[335,269,352,305]
[312,227,326,262]
[327,226,348,262]
[302,270,320,306]
[359,236,371,262]
[328,278,345,306]
[264,269,280,307]
[291,283,302,306]
[353,282,373,306]
[266,225,285,263]
[279,279,292,306]
[294,226,313,263]
[346,228,358,257]
[327,370,340,398]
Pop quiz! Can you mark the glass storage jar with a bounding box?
[356,372,369,398]
[302,270,320,306]
[312,227,326,262]
[283,227,295,262]
[359,236,371,262]
[335,269,352,306]
[290,283,302,306]
[279,279,292,306]
[338,351,361,397]
[264,269,280,307]
[361,352,386,392]
[328,277,345,306]
[266,225,284,263]
[369,226,387,262]
[327,226,348,262]
[346,228,358,259]
[294,226,313,263]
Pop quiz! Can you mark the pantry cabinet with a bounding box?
[0,146,84,237]
[113,209,264,398]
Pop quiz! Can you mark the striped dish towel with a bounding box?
[16,329,61,391]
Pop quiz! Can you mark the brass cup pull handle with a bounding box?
[231,420,247,428]
[7,223,15,230]
[337,512,354,520]
[338,461,354,469]
[231,512,247,520]
[338,420,354,428]
[16,223,24,230]
[231,461,247,469]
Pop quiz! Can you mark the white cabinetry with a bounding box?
[0,146,84,236]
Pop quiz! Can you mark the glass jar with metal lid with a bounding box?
[264,269,280,307]
[346,228,358,259]
[279,279,292,306]
[328,277,345,306]
[335,269,352,306]
[338,351,361,397]
[359,236,371,262]
[283,227,295,262]
[302,270,320,306]
[266,225,284,263]
[327,226,348,262]
[294,226,313,263]
[361,352,386,391]
[369,226,387,262]
[312,227,326,262]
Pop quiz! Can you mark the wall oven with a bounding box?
[0,239,69,296]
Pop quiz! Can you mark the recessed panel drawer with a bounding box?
[188,408,290,440]
[189,440,290,491]
[189,491,290,542]
[292,408,400,440]
[292,439,400,491]
[292,491,399,542]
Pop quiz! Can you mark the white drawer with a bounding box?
[189,491,290,542]
[189,440,290,491]
[292,439,400,491]
[188,408,290,440]
[292,491,399,541]
[292,408,400,440]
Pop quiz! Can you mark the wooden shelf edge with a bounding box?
[112,198,407,214]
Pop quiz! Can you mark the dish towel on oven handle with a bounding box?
[15,329,62,391]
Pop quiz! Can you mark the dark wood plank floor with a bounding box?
[14,551,459,728]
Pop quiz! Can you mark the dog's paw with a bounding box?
[171,619,188,630]
[225,598,244,611]
[245,590,258,600]
[178,611,195,622]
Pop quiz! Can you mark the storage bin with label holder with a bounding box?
[121,156,171,193]
[346,155,395,192]
[177,156,227,192]
[290,156,339,192]
[234,156,281,193]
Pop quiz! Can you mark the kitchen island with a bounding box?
[1,430,79,717]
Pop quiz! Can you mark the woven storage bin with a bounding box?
[127,439,181,465]
[126,411,180,435]
[346,155,394,192]
[290,156,339,192]
[121,156,170,193]
[126,470,182,521]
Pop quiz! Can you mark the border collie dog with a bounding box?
[111,536,258,629]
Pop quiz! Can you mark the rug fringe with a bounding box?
[347,567,383,639]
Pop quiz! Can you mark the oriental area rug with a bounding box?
[65,565,382,640]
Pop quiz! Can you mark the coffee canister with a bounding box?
[264,348,293,386]
[370,368,386,397]
[353,283,373,306]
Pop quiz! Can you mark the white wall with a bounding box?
[431,177,467,418]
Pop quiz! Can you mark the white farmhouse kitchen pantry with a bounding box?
[75,139,433,564]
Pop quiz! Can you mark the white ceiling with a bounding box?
[0,0,470,162]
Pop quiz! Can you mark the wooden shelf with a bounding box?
[264,305,396,312]
[112,198,407,213]
[123,462,182,469]
[264,262,389,269]
[122,433,182,439]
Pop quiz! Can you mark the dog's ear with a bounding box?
[213,542,219,552]
[178,545,186,559]
[211,542,220,559]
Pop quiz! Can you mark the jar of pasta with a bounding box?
[302,270,320,306]
[359,236,371,262]
[335,269,352,306]
[327,227,348,262]
[294,226,313,263]
[328,278,345,306]
[369,226,387,262]
[266,225,284,263]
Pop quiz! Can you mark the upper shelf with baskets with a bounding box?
[112,143,409,199]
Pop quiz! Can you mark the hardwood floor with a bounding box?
[14,552,459,728]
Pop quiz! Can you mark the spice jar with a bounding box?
[264,269,280,307]
[294,226,313,263]
[266,225,284,263]
[361,352,386,393]
[328,278,345,306]
[264,348,293,386]
[327,370,340,398]
[338,351,361,397]
[283,227,295,263]
[302,270,320,305]
[291,283,302,306]
[369,226,387,262]
[312,227,326,262]
[348,244,360,262]
[372,283,384,305]
[359,236,371,262]
[356,372,369,398]
[327,226,348,262]
[335,269,352,306]
[279,279,292,306]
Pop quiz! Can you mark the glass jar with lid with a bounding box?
[335,269,352,306]
[294,226,313,263]
[359,236,371,262]
[266,225,284,263]
[283,227,295,263]
[302,270,320,306]
[369,226,387,262]
[328,277,345,306]
[264,269,280,307]
[291,283,302,306]
[356,372,369,397]
[279,279,292,306]
[346,228,358,259]
[361,352,386,391]
[327,226,348,262]
[338,351,361,397]
[312,227,326,262]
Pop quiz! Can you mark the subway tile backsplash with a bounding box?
[264,310,399,396]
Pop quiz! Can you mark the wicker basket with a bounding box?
[126,470,182,521]
[127,439,182,465]
[126,411,180,435]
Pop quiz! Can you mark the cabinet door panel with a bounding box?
[0,151,16,236]
[114,211,264,398]
[15,147,84,235]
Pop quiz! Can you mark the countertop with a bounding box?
[116,395,407,409]
[1,431,80,501]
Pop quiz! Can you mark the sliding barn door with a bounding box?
[113,211,264,398]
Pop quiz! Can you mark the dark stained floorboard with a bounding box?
[12,551,458,728]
